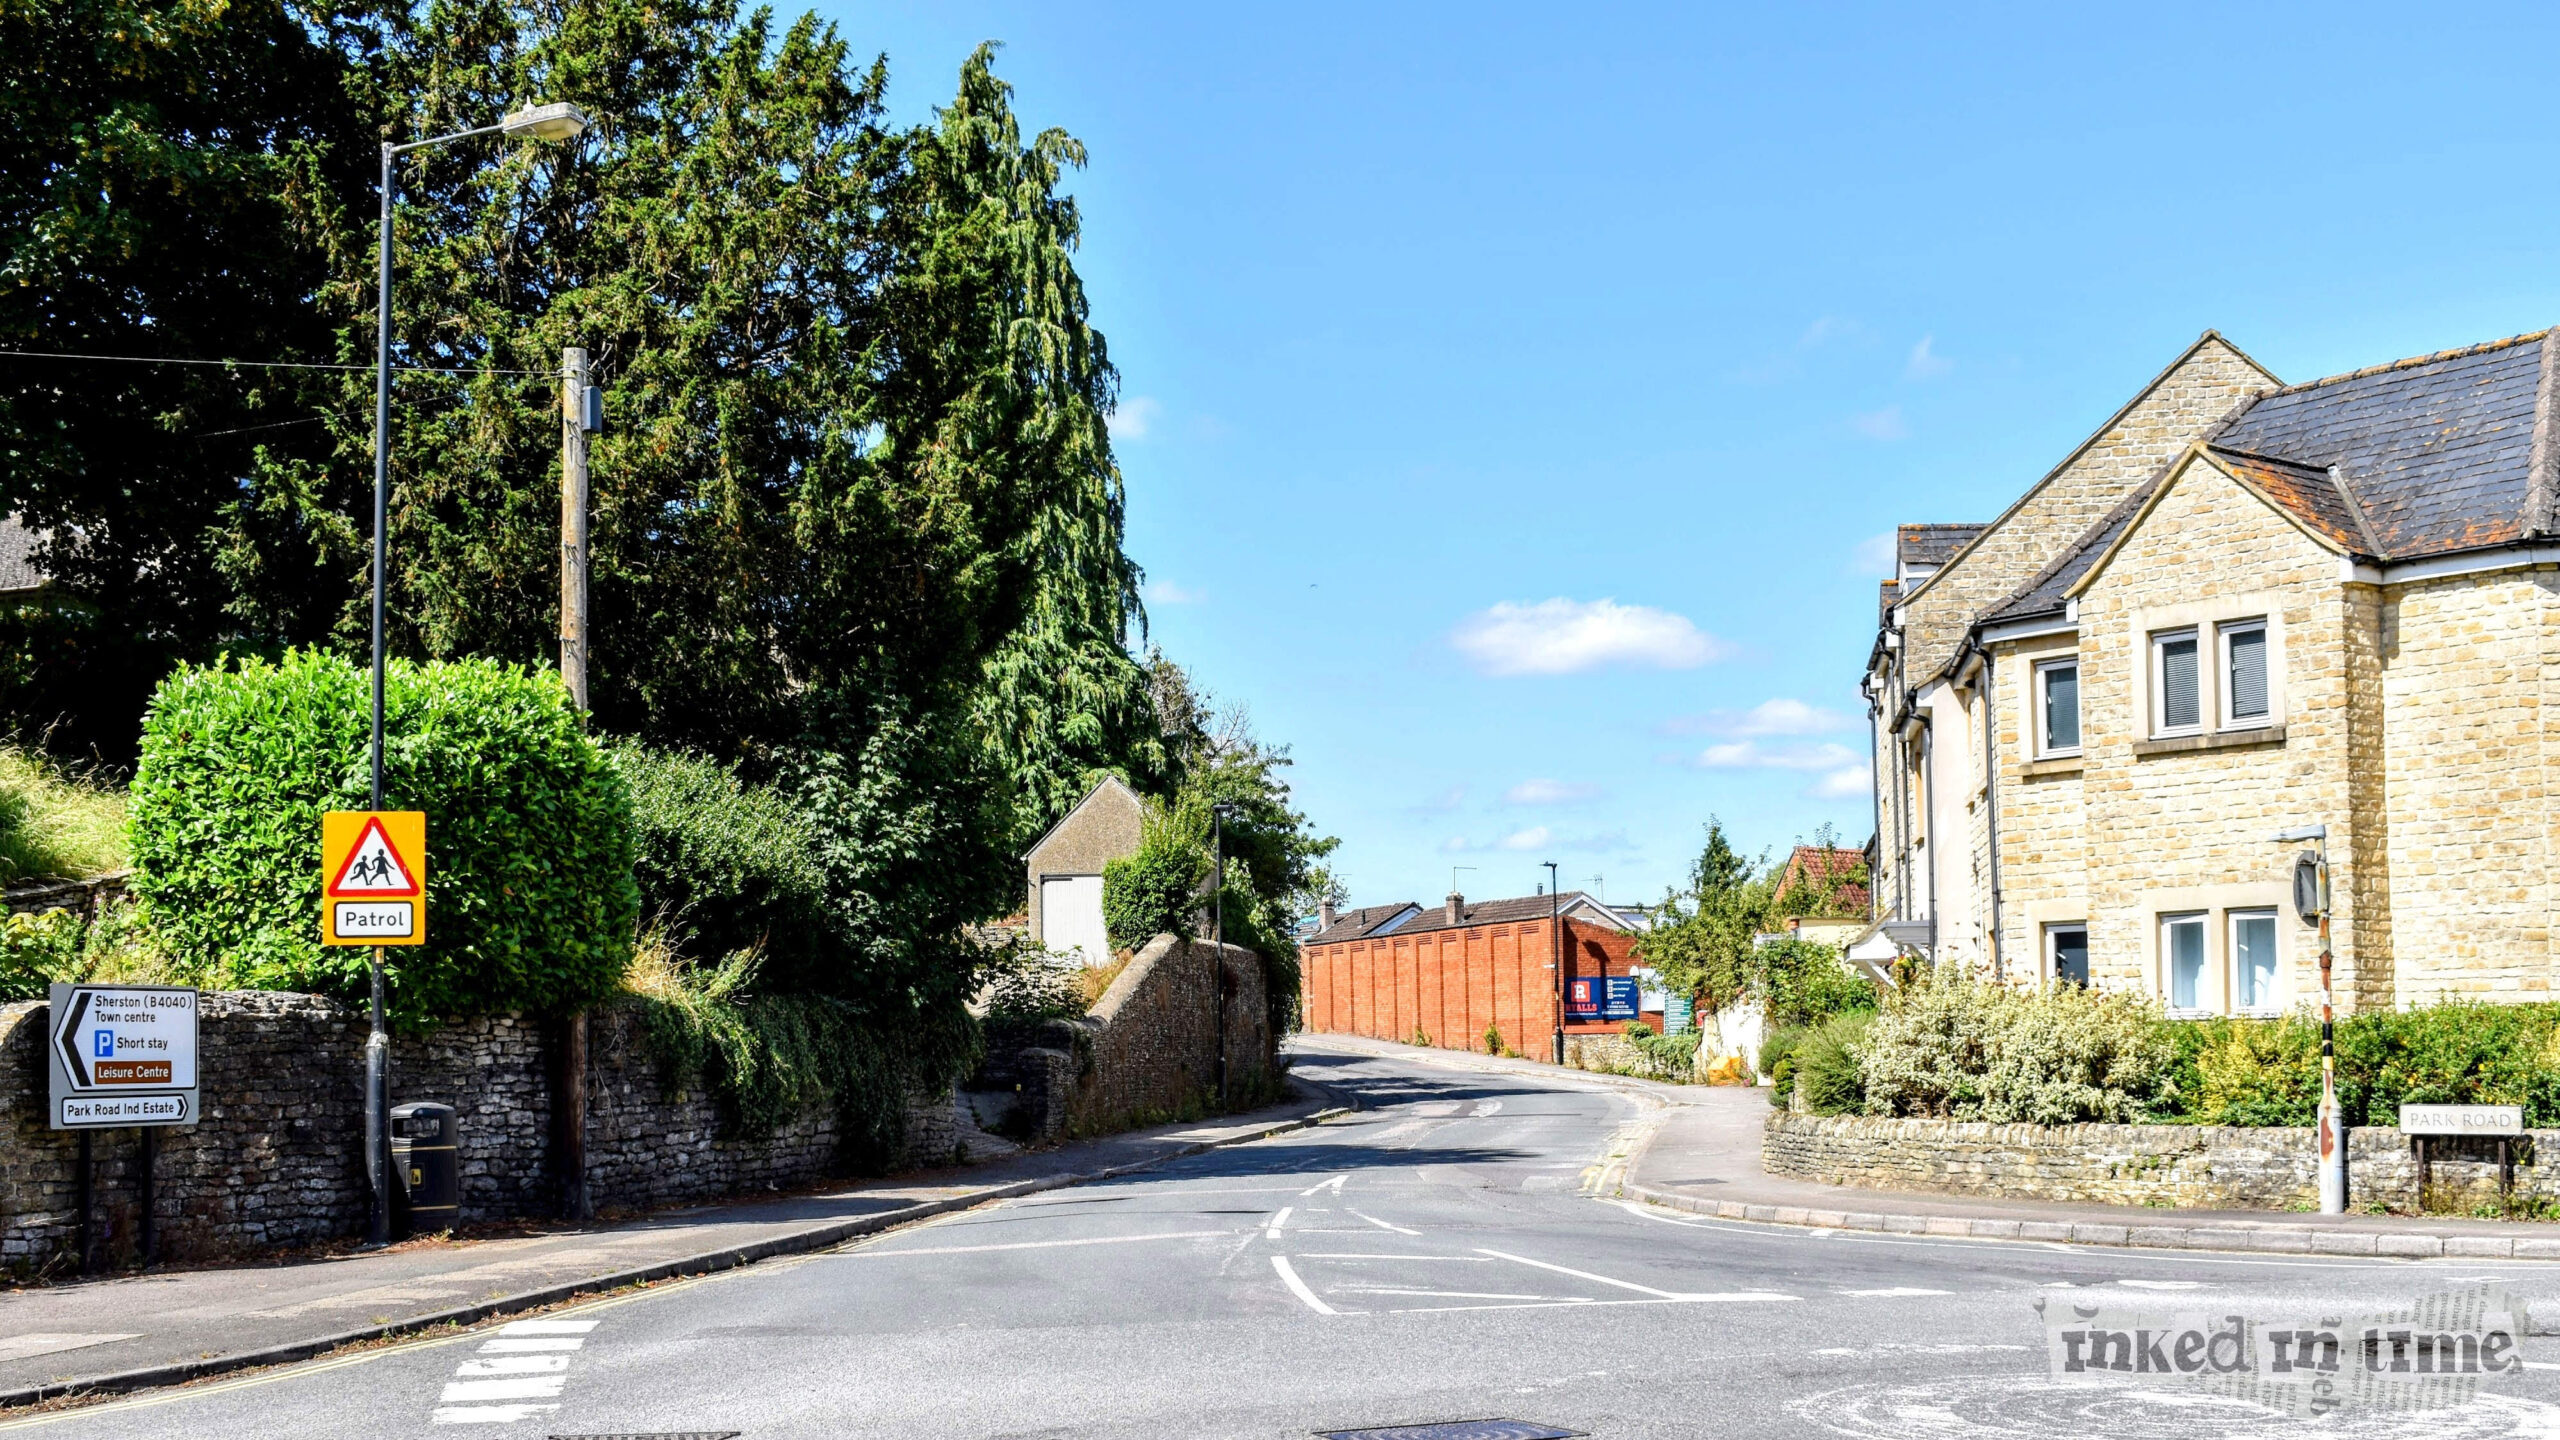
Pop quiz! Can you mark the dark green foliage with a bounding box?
[635,950,977,1149]
[0,0,374,763]
[1620,1020,1701,1081]
[1760,936,1878,1029]
[1762,1026,1805,1108]
[1794,1012,1872,1116]
[609,742,831,983]
[1103,829,1204,950]
[2158,1002,2560,1128]
[128,651,636,1025]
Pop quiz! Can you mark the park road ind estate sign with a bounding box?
[48,983,198,1128]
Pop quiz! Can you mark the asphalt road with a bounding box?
[14,1039,2560,1440]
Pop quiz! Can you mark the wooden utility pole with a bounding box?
[557,345,593,1222]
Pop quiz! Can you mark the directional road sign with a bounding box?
[48,983,198,1128]
[322,809,427,946]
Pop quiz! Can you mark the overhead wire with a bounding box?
[0,350,559,377]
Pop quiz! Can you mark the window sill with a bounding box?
[2133,724,2286,759]
[2019,754,2083,779]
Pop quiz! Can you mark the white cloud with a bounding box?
[1809,766,1873,799]
[1109,395,1161,441]
[1143,578,1203,604]
[1661,698,1858,739]
[1697,740,1862,772]
[1450,598,1727,677]
[1439,836,1474,854]
[1853,405,1909,441]
[1854,531,1898,577]
[1905,334,1953,381]
[1504,778,1599,806]
[1496,825,1552,852]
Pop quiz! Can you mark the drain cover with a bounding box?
[1320,1414,1576,1424]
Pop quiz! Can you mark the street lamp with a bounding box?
[362,100,591,1247]
[2270,823,2343,1215]
[1545,860,1562,1065]
[1211,801,1239,1109]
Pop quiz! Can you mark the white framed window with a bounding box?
[2220,619,2270,728]
[2035,659,2081,756]
[2151,629,2202,735]
[2162,912,2208,1011]
[2047,923,2089,988]
[2231,909,2279,1011]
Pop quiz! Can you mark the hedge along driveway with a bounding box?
[129,651,638,1026]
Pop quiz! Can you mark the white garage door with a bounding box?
[1040,874,1110,967]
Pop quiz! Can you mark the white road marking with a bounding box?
[1270,1255,1342,1315]
[455,1356,569,1376]
[1299,1174,1349,1197]
[1472,1100,1504,1117]
[845,1229,1227,1257]
[1337,1288,1559,1300]
[1610,1200,2429,1271]
[431,1318,597,1423]
[1267,1206,1293,1239]
[1385,1294,1784,1314]
[1297,1252,1492,1261]
[474,1338,584,1353]
[1477,1247,1688,1299]
[495,1320,597,1335]
[2523,1361,2560,1371]
[1414,1101,1463,1116]
[1349,1209,1420,1235]
[2115,1280,2206,1290]
[0,1334,139,1363]
[432,1404,558,1424]
[438,1377,565,1403]
[1838,1287,1952,1297]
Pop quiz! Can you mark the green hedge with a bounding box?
[2159,1002,2560,1128]
[129,651,637,1025]
[1102,828,1203,950]
[608,741,834,984]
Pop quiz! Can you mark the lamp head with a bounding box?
[2269,824,2327,844]
[501,102,590,142]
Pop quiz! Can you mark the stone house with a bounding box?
[1867,326,2560,1013]
[1022,775,1145,966]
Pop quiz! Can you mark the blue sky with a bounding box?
[834,2,2560,912]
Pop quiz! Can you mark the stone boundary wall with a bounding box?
[979,935,1274,1142]
[1,991,946,1272]
[1764,1111,2559,1212]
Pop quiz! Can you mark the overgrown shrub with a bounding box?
[1762,1026,1806,1108]
[1795,1011,1872,1115]
[1619,1020,1700,1082]
[1858,972,2173,1124]
[0,747,128,882]
[0,901,189,1000]
[128,651,638,1026]
[1761,936,1878,1029]
[609,742,833,987]
[1102,824,1204,950]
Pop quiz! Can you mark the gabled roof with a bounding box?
[1022,774,1144,861]
[2206,447,2375,555]
[1980,474,2164,623]
[1308,903,1422,946]
[1775,845,1870,918]
[1898,523,1986,573]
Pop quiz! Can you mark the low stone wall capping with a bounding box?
[0,991,950,1272]
[1763,1110,2558,1212]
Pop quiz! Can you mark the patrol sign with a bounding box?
[322,810,427,946]
[48,983,198,1128]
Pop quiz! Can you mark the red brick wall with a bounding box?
[1301,917,1652,1053]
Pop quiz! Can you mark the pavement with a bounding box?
[0,1085,1348,1407]
[12,1035,2560,1439]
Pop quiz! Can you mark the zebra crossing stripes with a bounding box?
[431,1318,598,1425]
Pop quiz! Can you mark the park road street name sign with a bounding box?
[48,983,198,1128]
[322,810,427,946]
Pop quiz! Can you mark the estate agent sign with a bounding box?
[48,983,198,1128]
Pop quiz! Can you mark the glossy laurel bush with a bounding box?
[128,649,637,1026]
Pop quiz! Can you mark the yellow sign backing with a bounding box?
[320,810,427,946]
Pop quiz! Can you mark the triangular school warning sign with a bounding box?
[321,810,427,946]
[328,815,421,896]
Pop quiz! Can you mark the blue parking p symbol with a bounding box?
[92,1029,112,1059]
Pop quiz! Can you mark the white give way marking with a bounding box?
[433,1319,596,1425]
[1270,1247,1797,1315]
[1299,1174,1348,1197]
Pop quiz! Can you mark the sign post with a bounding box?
[49,983,197,1271]
[322,810,426,1248]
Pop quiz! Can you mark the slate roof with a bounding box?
[1899,523,1986,570]
[1982,329,2558,630]
[2212,330,2553,559]
[1307,892,1621,944]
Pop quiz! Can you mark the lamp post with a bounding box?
[2271,823,2343,1214]
[1211,802,1238,1109]
[363,100,590,1246]
[1546,860,1562,1065]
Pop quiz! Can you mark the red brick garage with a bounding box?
[1302,891,1656,1056]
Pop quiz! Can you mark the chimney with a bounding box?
[1318,899,1337,929]
[1445,892,1464,926]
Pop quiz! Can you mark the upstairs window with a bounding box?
[2036,660,2081,755]
[2153,629,2201,734]
[2222,620,2269,727]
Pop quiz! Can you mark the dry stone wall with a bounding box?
[1765,1111,2560,1212]
[0,991,945,1272]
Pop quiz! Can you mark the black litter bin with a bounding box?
[389,1101,460,1237]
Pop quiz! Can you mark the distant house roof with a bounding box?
[0,516,46,594]
[1311,891,1630,945]
[1898,523,1986,572]
[1775,845,1869,918]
